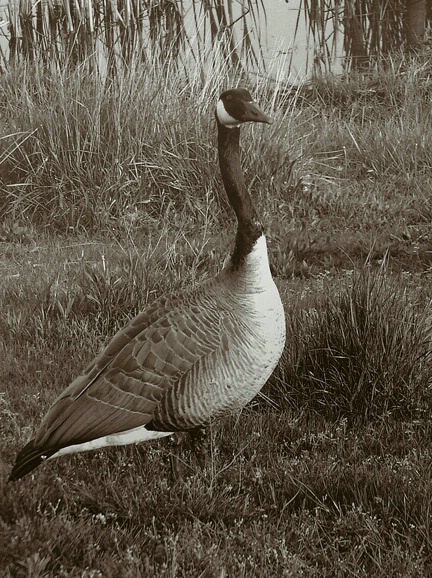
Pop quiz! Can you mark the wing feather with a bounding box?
[33,290,224,450]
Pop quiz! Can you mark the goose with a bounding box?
[9,88,286,481]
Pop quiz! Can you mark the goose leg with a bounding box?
[166,427,210,483]
[167,432,186,483]
[189,426,210,469]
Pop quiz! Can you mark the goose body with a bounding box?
[9,88,286,481]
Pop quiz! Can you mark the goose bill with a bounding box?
[241,101,273,124]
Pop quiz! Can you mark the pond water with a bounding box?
[183,0,343,80]
[261,0,343,79]
[0,0,343,79]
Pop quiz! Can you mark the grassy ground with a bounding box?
[2,55,432,577]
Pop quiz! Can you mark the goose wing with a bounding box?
[34,293,224,451]
[9,292,227,480]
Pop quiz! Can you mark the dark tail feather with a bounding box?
[8,440,58,481]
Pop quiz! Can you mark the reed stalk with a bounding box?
[300,0,417,73]
[1,0,264,74]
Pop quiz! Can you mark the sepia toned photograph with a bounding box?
[1,1,432,576]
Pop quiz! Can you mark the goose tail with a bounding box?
[8,440,57,481]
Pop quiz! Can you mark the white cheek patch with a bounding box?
[216,99,240,127]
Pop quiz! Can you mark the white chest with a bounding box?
[233,235,285,338]
[224,235,286,394]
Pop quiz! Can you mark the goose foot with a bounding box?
[188,426,210,469]
[166,427,210,482]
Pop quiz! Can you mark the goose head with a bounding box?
[216,88,273,128]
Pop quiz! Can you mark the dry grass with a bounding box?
[2,55,432,576]
[2,0,264,73]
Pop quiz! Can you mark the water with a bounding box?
[0,0,342,79]
[183,0,343,80]
[258,0,316,80]
[268,2,343,78]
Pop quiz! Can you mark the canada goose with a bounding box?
[9,88,286,481]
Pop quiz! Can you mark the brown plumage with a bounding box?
[9,88,286,481]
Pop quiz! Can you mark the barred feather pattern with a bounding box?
[9,89,286,481]
[9,235,285,480]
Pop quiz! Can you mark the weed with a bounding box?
[2,56,432,577]
[273,264,432,422]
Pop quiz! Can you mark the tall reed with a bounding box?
[2,0,264,73]
[0,44,294,232]
[300,0,424,72]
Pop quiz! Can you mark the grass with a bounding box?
[271,265,432,422]
[2,53,432,576]
[3,0,264,73]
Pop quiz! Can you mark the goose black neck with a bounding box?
[217,120,263,268]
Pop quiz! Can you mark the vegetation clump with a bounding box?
[2,54,432,577]
[274,266,432,422]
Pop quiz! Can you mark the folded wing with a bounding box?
[9,291,224,480]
